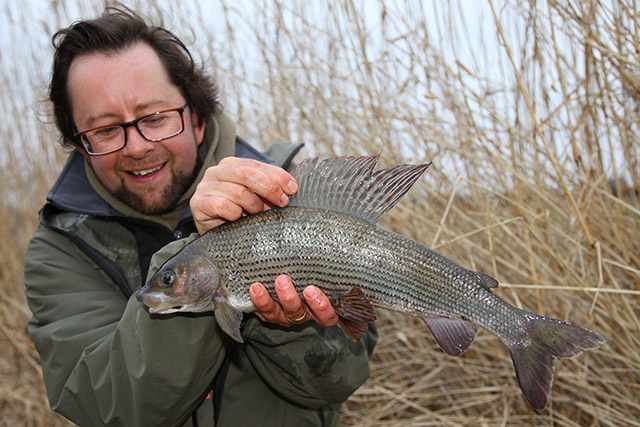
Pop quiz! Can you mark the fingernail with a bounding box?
[280,193,289,206]
[251,283,263,296]
[305,286,318,299]
[287,180,298,194]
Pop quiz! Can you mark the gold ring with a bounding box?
[286,308,308,324]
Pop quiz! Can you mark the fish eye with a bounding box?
[160,271,177,286]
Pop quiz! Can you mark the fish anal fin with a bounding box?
[214,301,245,343]
[331,287,377,341]
[421,316,477,356]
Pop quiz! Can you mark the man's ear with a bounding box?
[191,110,206,146]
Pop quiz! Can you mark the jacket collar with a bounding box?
[46,150,118,217]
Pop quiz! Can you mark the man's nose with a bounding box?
[122,126,154,158]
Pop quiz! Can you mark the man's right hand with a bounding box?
[190,157,298,234]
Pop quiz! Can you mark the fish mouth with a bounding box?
[137,289,186,314]
[144,296,214,314]
[149,305,183,314]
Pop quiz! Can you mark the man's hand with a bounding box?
[190,157,298,234]
[191,157,337,328]
[250,275,339,328]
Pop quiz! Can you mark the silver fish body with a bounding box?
[137,154,605,410]
[192,206,501,327]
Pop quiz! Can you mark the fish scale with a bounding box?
[137,154,605,410]
[202,207,476,319]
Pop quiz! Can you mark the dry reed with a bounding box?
[1,1,638,426]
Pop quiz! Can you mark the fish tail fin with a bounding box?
[506,315,605,410]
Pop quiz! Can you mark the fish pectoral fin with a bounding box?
[331,287,378,342]
[421,316,477,356]
[214,301,245,343]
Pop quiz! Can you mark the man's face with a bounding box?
[68,42,205,214]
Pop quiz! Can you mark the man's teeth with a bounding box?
[130,165,162,177]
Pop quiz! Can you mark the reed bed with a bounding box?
[1,1,638,425]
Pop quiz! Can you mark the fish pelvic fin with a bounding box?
[421,316,477,356]
[289,154,431,223]
[330,287,378,341]
[214,300,245,343]
[507,315,606,410]
[337,318,371,342]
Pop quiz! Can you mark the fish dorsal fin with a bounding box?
[289,154,431,223]
[421,316,477,356]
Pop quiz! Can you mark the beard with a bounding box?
[112,156,202,215]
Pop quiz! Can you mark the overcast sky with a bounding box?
[1,0,630,184]
[0,0,510,150]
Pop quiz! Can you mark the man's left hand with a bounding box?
[250,274,339,328]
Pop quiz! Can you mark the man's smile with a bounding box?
[127,163,165,177]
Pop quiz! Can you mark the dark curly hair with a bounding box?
[49,5,222,150]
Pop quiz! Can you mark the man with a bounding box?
[24,6,376,426]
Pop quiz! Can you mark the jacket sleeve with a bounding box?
[24,225,229,427]
[144,235,378,413]
[145,234,377,411]
[242,317,377,408]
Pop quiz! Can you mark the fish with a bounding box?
[137,154,605,410]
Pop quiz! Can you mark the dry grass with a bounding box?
[1,1,638,426]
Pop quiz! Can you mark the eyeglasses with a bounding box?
[74,103,189,156]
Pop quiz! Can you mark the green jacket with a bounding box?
[24,113,377,426]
